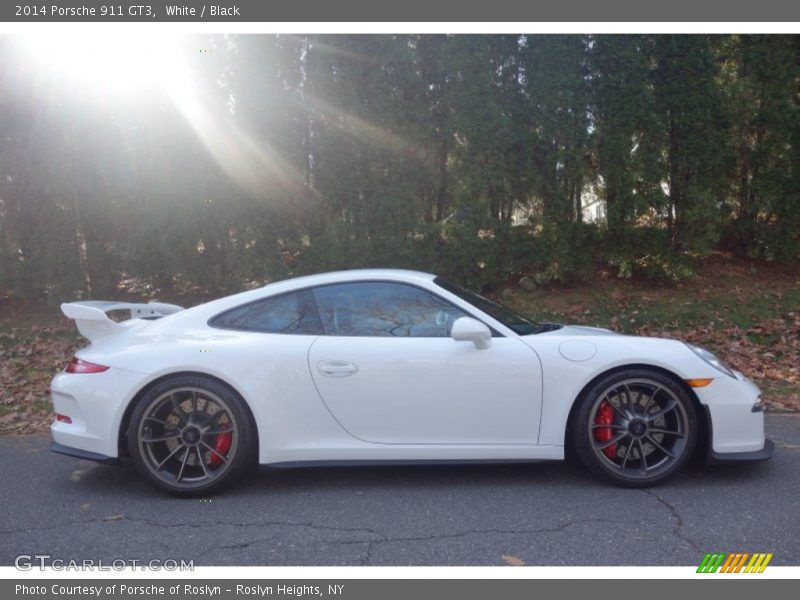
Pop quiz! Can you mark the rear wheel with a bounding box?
[572,369,698,487]
[127,375,256,496]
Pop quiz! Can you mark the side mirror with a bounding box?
[451,317,492,350]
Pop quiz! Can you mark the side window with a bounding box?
[312,282,467,337]
[209,290,322,335]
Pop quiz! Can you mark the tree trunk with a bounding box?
[667,115,681,249]
[435,135,449,222]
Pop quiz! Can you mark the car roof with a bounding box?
[260,269,437,291]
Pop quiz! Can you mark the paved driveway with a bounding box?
[1,415,797,566]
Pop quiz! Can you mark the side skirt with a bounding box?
[259,444,565,466]
[264,458,553,469]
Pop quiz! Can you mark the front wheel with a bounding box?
[127,375,257,496]
[571,369,698,487]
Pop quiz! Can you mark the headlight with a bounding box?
[685,343,736,378]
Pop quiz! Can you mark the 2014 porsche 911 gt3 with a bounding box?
[49,269,773,495]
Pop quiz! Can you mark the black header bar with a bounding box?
[3,0,800,23]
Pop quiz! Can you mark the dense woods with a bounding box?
[1,34,798,300]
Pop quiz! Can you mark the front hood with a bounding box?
[540,324,619,337]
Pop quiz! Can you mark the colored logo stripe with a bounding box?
[697,552,773,573]
[720,553,750,573]
[745,553,773,573]
[697,553,725,573]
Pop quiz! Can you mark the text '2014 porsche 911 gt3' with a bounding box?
[50,269,773,495]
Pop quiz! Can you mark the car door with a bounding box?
[307,281,543,445]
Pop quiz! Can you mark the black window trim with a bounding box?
[208,279,504,338]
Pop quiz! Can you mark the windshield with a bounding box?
[434,278,541,336]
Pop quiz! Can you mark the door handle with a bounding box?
[317,360,359,377]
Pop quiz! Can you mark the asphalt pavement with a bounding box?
[1,415,798,566]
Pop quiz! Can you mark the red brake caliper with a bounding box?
[594,401,617,459]
[208,431,232,467]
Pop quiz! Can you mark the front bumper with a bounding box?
[707,438,774,464]
[695,370,774,461]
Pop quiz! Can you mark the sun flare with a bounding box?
[17,32,185,96]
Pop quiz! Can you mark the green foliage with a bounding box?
[591,35,665,234]
[0,34,798,301]
[721,35,800,261]
[652,35,734,254]
[602,227,694,281]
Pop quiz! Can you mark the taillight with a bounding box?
[55,413,72,424]
[66,357,109,374]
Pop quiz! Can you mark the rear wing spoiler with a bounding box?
[61,301,184,342]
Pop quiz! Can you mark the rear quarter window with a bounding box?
[209,290,322,335]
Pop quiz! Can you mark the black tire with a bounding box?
[571,368,698,488]
[127,375,257,497]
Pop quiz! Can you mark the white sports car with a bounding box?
[50,269,773,495]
